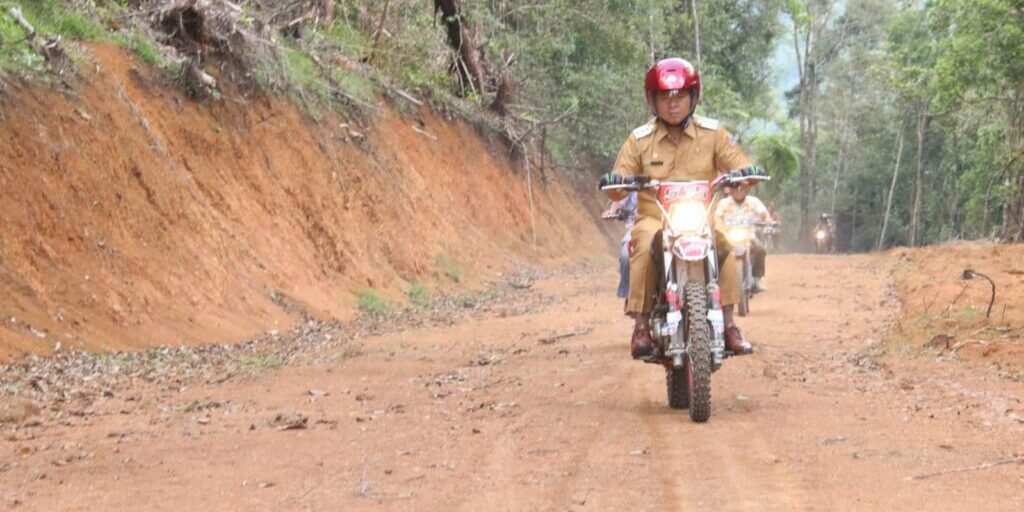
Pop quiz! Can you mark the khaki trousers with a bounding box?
[627,216,741,314]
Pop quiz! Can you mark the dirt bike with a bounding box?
[814,226,835,253]
[603,173,769,422]
[724,221,769,317]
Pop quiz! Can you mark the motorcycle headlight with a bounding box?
[816,230,826,240]
[668,200,707,234]
[727,226,752,245]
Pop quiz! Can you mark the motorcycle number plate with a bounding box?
[707,309,725,334]
[674,236,708,261]
[666,310,682,334]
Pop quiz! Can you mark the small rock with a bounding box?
[269,412,308,430]
[0,398,40,425]
[307,389,329,398]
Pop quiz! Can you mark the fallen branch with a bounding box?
[7,6,35,38]
[187,62,217,89]
[948,339,988,355]
[510,102,578,150]
[307,53,380,112]
[285,8,316,29]
[940,283,970,318]
[904,456,1024,481]
[392,88,423,106]
[538,327,593,345]
[411,125,436,140]
[7,6,65,67]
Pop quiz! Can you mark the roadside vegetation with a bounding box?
[1,1,1021,251]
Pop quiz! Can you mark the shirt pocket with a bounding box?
[643,159,669,179]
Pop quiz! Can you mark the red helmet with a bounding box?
[644,58,701,102]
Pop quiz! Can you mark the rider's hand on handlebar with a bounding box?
[725,165,768,183]
[598,172,624,189]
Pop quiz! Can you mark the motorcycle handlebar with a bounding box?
[599,175,654,191]
[599,172,771,192]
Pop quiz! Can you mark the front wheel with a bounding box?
[666,369,689,409]
[684,282,712,422]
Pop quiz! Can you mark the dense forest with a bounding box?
[1,0,1022,250]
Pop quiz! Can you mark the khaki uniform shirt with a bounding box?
[611,116,752,219]
[715,195,769,227]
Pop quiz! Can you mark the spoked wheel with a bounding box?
[666,368,689,409]
[684,282,712,422]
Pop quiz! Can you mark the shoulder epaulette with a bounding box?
[632,121,655,140]
[695,116,720,131]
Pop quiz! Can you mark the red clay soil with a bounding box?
[888,242,1024,376]
[3,254,1022,510]
[0,44,613,361]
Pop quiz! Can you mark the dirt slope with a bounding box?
[0,44,612,361]
[887,242,1024,376]
[2,254,1022,511]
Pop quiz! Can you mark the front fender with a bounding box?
[673,236,709,261]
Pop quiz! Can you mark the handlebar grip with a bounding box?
[623,175,651,186]
[601,175,652,191]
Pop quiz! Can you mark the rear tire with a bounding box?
[684,282,712,422]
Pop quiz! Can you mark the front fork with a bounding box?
[705,234,726,370]
[657,231,726,370]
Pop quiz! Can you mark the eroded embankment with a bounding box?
[0,44,614,360]
[887,242,1024,377]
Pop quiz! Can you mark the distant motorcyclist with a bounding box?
[598,57,759,359]
[814,213,836,252]
[715,182,771,291]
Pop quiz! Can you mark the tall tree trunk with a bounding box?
[691,0,702,67]
[792,12,819,250]
[851,181,859,250]
[434,0,487,97]
[878,127,906,250]
[365,0,390,64]
[982,172,996,237]
[647,1,657,66]
[999,88,1024,242]
[830,120,848,216]
[909,106,931,247]
[799,62,819,248]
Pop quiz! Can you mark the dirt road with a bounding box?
[3,254,1023,510]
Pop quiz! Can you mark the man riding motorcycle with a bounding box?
[715,181,772,292]
[814,213,836,252]
[598,57,760,360]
